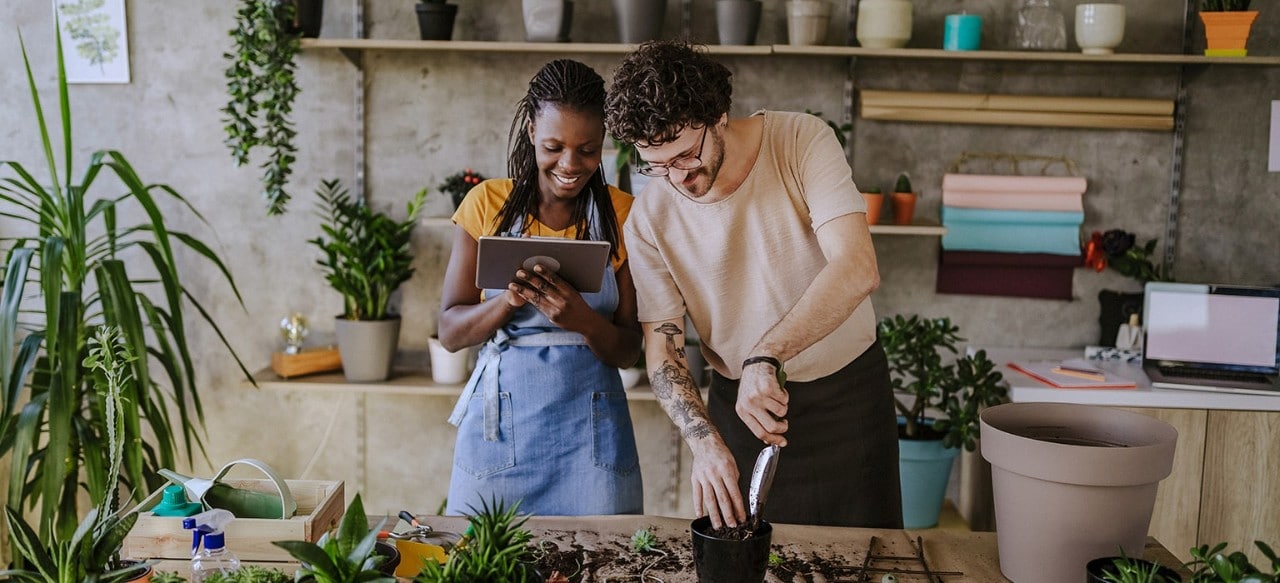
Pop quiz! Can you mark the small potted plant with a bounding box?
[1198,0,1258,57]
[416,0,459,40]
[273,493,396,583]
[891,172,916,225]
[1085,550,1182,582]
[878,314,1007,528]
[437,168,485,211]
[1184,540,1280,582]
[1083,228,1170,347]
[805,109,852,150]
[310,179,426,382]
[416,497,541,582]
[861,186,884,225]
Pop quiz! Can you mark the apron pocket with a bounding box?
[455,392,516,478]
[591,392,640,475]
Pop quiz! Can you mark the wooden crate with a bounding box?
[122,479,344,564]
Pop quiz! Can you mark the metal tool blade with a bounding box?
[747,444,780,531]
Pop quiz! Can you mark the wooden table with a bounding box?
[409,514,1192,581]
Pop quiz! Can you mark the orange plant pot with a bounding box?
[891,192,916,225]
[1199,11,1258,57]
[862,192,885,225]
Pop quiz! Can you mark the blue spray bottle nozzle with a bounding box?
[184,509,235,556]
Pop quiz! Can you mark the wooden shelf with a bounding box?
[302,39,1280,66]
[250,367,666,400]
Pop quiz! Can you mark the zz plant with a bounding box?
[878,314,1008,450]
[223,0,302,215]
[1,26,249,540]
[273,494,393,583]
[310,179,426,321]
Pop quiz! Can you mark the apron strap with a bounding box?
[447,330,589,441]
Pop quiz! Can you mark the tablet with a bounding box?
[476,236,612,293]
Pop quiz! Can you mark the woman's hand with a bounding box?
[507,264,595,330]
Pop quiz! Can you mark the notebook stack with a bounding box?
[937,174,1087,300]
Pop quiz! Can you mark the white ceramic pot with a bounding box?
[617,367,645,389]
[786,0,831,46]
[428,336,474,385]
[1074,3,1125,55]
[856,0,913,49]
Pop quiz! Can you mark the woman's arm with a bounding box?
[436,226,520,352]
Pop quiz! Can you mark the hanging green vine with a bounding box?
[223,0,301,215]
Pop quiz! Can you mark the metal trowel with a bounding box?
[746,444,780,532]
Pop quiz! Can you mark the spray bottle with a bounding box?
[185,509,241,583]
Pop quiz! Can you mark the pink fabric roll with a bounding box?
[942,174,1086,211]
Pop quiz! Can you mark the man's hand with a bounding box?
[690,440,746,530]
[736,363,789,446]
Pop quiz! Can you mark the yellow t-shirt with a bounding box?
[451,178,633,271]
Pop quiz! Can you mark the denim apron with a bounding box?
[446,202,643,516]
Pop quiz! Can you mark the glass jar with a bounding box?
[1012,0,1066,51]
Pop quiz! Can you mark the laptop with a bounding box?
[1141,282,1280,395]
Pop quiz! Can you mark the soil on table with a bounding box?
[528,528,851,582]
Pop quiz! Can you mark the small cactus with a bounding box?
[894,173,913,193]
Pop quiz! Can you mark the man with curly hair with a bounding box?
[605,40,901,530]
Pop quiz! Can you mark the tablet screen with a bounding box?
[475,236,611,293]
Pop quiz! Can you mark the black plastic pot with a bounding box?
[374,540,401,577]
[288,0,324,38]
[416,2,458,40]
[1085,556,1182,582]
[690,516,772,583]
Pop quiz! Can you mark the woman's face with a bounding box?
[528,104,605,201]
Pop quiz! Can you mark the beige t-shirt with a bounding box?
[625,110,876,382]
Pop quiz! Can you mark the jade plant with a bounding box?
[1185,541,1280,582]
[309,179,427,321]
[878,314,1008,449]
[223,0,303,215]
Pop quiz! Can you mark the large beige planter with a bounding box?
[980,402,1177,583]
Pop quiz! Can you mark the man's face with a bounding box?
[636,120,725,200]
[528,104,605,201]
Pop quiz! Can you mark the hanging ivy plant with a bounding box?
[223,0,301,215]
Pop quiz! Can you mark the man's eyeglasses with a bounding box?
[636,125,709,177]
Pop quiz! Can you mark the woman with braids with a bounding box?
[438,59,643,515]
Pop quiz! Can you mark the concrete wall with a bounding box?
[2,0,1277,520]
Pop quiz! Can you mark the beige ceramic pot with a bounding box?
[981,402,1177,583]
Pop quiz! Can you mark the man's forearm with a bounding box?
[645,320,722,447]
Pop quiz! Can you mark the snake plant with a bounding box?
[1,25,249,540]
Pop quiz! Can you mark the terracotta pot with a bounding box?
[862,192,884,225]
[980,402,1177,583]
[1199,10,1258,57]
[890,192,916,225]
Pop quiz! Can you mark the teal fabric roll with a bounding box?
[941,206,1084,225]
[942,222,1082,254]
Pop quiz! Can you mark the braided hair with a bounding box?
[495,59,622,261]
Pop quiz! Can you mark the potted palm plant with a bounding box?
[878,314,1007,528]
[1198,0,1258,57]
[310,179,426,382]
[2,25,249,541]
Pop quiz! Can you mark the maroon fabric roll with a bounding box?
[936,251,1082,300]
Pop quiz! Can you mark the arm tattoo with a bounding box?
[651,356,718,443]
